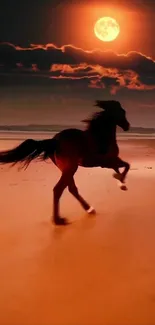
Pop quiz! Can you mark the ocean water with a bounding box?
[0,130,155,141]
[0,130,57,141]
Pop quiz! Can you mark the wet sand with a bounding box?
[0,138,155,325]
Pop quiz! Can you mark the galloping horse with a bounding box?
[0,100,130,225]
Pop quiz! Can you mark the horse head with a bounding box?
[94,100,130,131]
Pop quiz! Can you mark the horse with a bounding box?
[0,100,130,225]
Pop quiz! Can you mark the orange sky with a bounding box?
[45,2,155,58]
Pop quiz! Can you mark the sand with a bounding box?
[0,137,155,325]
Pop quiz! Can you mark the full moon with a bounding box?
[94,17,120,42]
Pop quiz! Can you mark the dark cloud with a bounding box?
[0,42,155,93]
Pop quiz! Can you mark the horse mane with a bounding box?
[82,111,105,131]
[82,99,123,131]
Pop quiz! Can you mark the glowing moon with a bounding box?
[94,17,120,42]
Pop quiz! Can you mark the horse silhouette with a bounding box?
[0,100,130,225]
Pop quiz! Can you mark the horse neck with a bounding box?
[104,122,117,142]
[85,116,117,152]
[93,117,117,142]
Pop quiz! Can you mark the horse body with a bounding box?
[52,114,119,169]
[0,100,130,225]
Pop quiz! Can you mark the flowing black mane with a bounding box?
[82,100,129,133]
[83,111,106,131]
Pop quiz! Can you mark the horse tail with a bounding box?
[0,138,57,169]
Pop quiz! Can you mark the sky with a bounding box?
[0,0,155,127]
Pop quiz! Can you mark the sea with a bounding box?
[0,126,155,141]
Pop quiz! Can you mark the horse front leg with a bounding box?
[113,158,130,190]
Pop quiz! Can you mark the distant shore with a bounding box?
[0,125,155,134]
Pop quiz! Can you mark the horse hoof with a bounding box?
[120,185,128,191]
[87,206,96,215]
[53,217,69,226]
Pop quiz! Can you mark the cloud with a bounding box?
[0,42,155,94]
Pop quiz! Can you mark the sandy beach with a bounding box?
[0,136,155,325]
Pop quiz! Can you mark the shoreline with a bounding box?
[0,130,155,141]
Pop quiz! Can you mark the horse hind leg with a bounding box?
[68,178,96,215]
[53,167,77,225]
